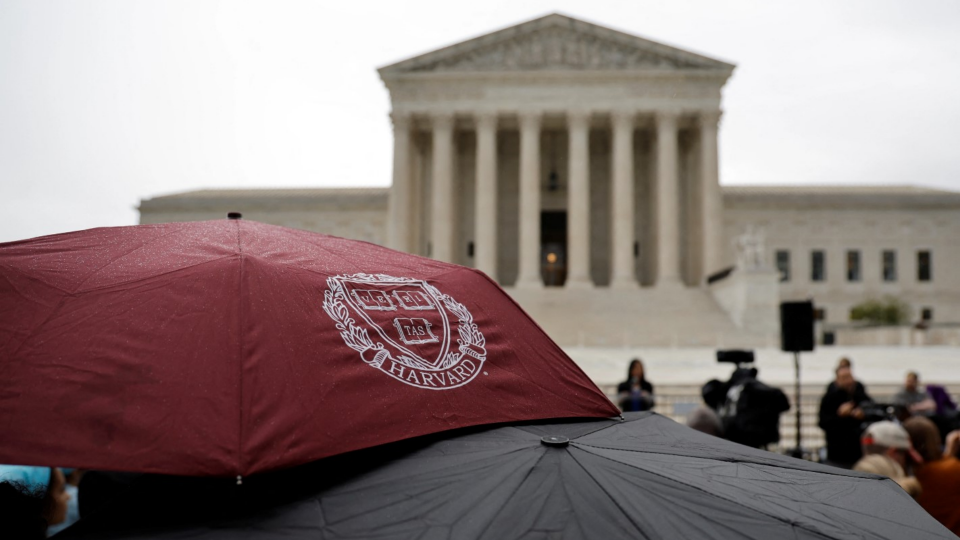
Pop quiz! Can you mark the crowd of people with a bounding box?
[818,358,960,534]
[614,355,960,535]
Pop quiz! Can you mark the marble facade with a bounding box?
[139,14,960,349]
[380,14,733,289]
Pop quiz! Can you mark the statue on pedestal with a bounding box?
[735,225,766,271]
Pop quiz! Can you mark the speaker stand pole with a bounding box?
[791,350,803,459]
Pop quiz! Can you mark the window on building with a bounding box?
[882,250,897,282]
[775,250,790,282]
[921,307,933,321]
[918,250,932,282]
[814,308,826,321]
[467,241,475,258]
[811,250,826,282]
[846,250,861,282]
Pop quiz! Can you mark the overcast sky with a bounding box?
[1,0,959,242]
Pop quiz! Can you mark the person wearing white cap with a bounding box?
[854,421,924,475]
[853,421,924,499]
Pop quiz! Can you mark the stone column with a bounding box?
[515,111,543,288]
[386,111,412,252]
[567,109,592,288]
[699,111,723,282]
[474,112,498,279]
[610,110,637,288]
[430,112,455,262]
[655,110,681,286]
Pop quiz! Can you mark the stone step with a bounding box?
[506,286,768,348]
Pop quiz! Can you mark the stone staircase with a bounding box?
[507,286,775,349]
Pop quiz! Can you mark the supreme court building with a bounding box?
[140,14,960,350]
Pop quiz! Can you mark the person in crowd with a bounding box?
[893,371,936,416]
[47,469,83,536]
[818,365,872,468]
[853,454,922,499]
[725,367,789,449]
[855,421,923,472]
[0,481,47,539]
[927,385,960,442]
[701,364,789,448]
[926,385,959,417]
[617,358,654,412]
[903,417,960,535]
[0,465,71,537]
[824,357,855,394]
[853,421,923,498]
[686,407,724,438]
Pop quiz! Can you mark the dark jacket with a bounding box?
[617,379,654,412]
[724,379,790,448]
[818,382,872,467]
[703,368,790,448]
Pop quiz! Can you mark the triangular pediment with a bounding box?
[379,13,734,75]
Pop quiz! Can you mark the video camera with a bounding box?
[716,349,755,366]
[859,402,907,425]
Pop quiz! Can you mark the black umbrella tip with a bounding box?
[227,212,243,220]
[540,435,570,448]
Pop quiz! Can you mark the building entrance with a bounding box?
[541,211,567,287]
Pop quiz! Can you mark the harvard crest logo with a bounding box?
[322,273,487,390]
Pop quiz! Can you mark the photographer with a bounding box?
[702,354,789,449]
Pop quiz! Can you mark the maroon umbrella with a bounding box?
[0,219,618,478]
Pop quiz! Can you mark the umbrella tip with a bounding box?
[540,435,570,448]
[227,212,243,220]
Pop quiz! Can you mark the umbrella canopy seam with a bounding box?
[572,442,872,540]
[514,419,623,441]
[324,443,539,498]
[6,257,234,361]
[563,445,658,540]
[235,220,245,477]
[1,264,71,294]
[573,440,882,480]
[69,255,237,295]
[473,444,550,540]
[4,293,71,364]
[69,226,189,292]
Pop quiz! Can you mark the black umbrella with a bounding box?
[59,413,952,540]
